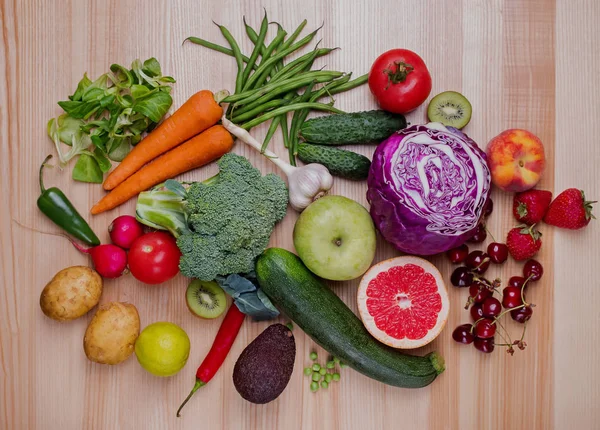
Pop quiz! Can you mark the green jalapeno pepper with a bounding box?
[37,155,100,246]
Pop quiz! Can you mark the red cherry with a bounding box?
[481,297,502,318]
[523,259,544,281]
[474,337,495,353]
[474,319,496,339]
[447,244,469,264]
[483,198,494,218]
[502,286,523,309]
[452,324,475,344]
[487,242,508,264]
[465,251,491,274]
[470,303,484,321]
[451,266,474,287]
[511,306,533,323]
[468,224,487,243]
[508,276,526,289]
[469,283,492,304]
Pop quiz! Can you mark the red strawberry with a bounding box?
[544,188,596,230]
[506,225,542,261]
[513,190,552,225]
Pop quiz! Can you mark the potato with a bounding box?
[83,302,140,365]
[40,266,103,321]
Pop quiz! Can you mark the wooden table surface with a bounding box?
[1,0,599,429]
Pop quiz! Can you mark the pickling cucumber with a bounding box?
[299,110,407,145]
[296,143,371,180]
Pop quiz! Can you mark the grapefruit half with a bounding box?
[357,256,449,349]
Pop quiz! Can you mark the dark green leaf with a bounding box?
[58,100,101,119]
[159,76,176,84]
[129,117,150,135]
[132,91,172,122]
[109,63,134,88]
[93,148,112,173]
[82,87,106,103]
[142,58,161,77]
[130,134,142,145]
[108,138,131,161]
[130,84,152,100]
[72,154,103,183]
[216,273,279,321]
[100,94,115,108]
[90,131,109,151]
[70,73,92,101]
[116,94,134,108]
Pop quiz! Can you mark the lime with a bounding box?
[135,322,190,377]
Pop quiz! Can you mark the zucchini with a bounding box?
[296,143,371,180]
[299,110,407,145]
[256,248,444,388]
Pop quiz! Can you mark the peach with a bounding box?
[486,129,545,192]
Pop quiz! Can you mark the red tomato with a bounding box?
[128,232,181,285]
[368,49,432,114]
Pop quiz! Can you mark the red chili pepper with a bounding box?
[176,304,245,417]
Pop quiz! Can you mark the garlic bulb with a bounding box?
[222,117,334,211]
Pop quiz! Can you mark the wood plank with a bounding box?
[0,0,598,429]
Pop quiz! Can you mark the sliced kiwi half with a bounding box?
[186,280,227,319]
[427,91,472,129]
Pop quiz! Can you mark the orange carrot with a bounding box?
[91,125,233,215]
[103,90,223,191]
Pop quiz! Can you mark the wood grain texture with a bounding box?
[1,0,599,429]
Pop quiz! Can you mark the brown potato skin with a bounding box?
[83,302,140,365]
[40,266,103,321]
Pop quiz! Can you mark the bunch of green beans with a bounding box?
[185,12,368,164]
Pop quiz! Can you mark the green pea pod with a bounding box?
[37,155,100,246]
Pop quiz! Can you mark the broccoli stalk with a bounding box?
[135,153,288,281]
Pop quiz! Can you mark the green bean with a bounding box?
[326,73,369,96]
[241,102,344,130]
[261,91,295,152]
[224,71,344,106]
[310,74,353,102]
[271,47,337,82]
[280,114,290,151]
[279,19,309,52]
[262,116,282,153]
[184,37,254,68]
[248,24,287,89]
[243,27,321,90]
[241,13,269,87]
[289,81,316,161]
[215,23,245,94]
[243,17,267,56]
[230,98,290,123]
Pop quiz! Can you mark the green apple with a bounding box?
[293,195,376,281]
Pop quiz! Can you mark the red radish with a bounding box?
[108,215,144,249]
[70,240,128,279]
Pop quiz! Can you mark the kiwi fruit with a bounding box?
[186,280,227,319]
[427,91,472,129]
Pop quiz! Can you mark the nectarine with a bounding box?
[486,129,545,192]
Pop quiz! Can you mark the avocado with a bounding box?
[233,323,296,404]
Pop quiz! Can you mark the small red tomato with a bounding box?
[368,49,432,114]
[128,232,181,285]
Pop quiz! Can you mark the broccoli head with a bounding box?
[177,153,288,280]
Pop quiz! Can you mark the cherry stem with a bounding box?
[475,257,491,272]
[492,304,526,325]
[519,321,528,343]
[494,318,513,345]
[484,225,497,243]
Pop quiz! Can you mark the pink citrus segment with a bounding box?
[357,256,450,349]
[366,265,442,340]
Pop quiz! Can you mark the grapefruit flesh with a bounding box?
[357,256,449,349]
